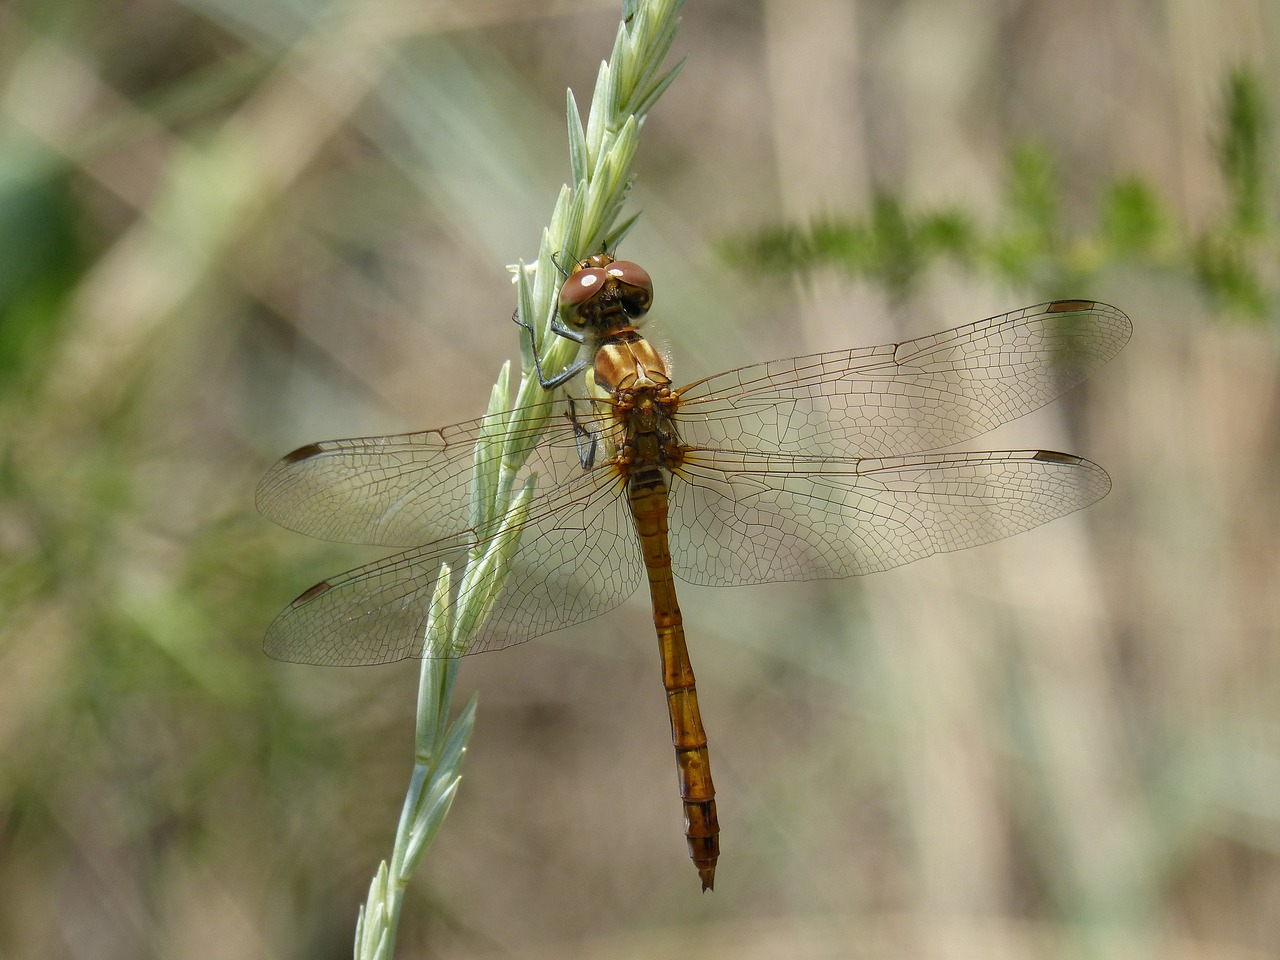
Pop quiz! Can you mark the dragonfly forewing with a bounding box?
[256,396,571,548]
[675,300,1131,459]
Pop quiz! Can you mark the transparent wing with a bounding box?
[258,300,1127,665]
[263,460,643,665]
[256,396,594,548]
[674,300,1131,457]
[668,449,1110,585]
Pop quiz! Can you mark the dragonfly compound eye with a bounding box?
[558,267,610,325]
[606,260,653,318]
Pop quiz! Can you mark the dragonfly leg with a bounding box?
[511,308,589,389]
[566,398,599,469]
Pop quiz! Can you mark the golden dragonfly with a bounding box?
[257,254,1131,890]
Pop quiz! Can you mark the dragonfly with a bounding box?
[257,254,1131,891]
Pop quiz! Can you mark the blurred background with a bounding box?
[2,0,1279,957]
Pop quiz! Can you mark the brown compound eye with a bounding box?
[558,266,609,324]
[605,260,653,317]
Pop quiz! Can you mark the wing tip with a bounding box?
[1032,449,1113,501]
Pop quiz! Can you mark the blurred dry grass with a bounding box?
[1,0,1279,958]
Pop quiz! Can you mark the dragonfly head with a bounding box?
[558,254,653,332]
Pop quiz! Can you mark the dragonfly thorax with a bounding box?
[593,329,672,395]
[612,388,685,478]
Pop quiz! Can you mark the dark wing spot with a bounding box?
[282,442,325,464]
[1032,450,1080,465]
[1046,299,1096,313]
[291,580,333,606]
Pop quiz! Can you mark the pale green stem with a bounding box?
[353,2,685,957]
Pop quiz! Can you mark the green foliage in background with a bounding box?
[724,67,1277,319]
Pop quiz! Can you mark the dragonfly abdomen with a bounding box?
[628,467,720,891]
